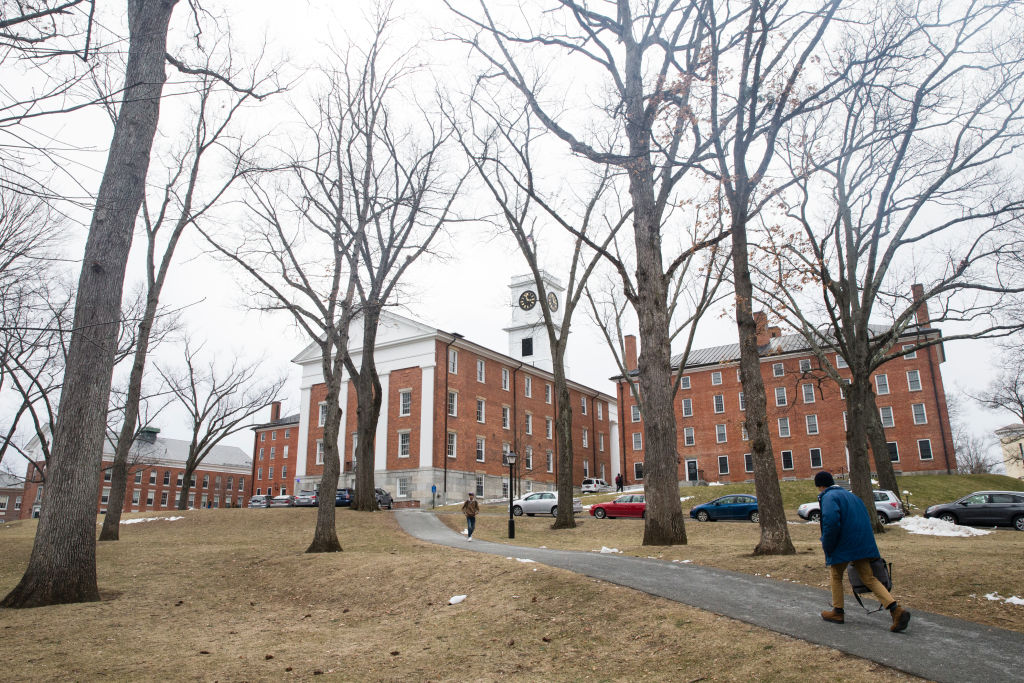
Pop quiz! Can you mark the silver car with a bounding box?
[511,491,583,517]
[797,489,905,525]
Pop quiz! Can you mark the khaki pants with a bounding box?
[829,560,894,610]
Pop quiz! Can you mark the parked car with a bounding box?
[293,491,318,507]
[335,488,354,507]
[589,493,646,519]
[924,491,1024,530]
[581,478,611,493]
[797,489,905,525]
[248,495,271,508]
[511,491,583,517]
[374,488,394,509]
[269,494,296,507]
[690,494,759,522]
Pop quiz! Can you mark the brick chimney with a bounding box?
[754,312,770,346]
[624,335,638,372]
[270,401,281,422]
[911,283,930,326]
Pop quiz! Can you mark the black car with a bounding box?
[924,491,1024,530]
[335,488,354,507]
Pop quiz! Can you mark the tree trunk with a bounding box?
[1,0,178,608]
[551,354,576,529]
[307,368,342,553]
[864,387,900,497]
[352,319,382,512]
[846,378,883,532]
[176,461,196,510]
[732,220,794,556]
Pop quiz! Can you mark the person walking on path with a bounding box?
[815,471,911,632]
[462,492,479,542]
[615,473,623,492]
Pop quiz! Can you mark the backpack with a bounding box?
[847,557,893,613]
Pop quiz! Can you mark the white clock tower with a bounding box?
[504,271,564,373]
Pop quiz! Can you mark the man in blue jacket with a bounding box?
[816,471,911,632]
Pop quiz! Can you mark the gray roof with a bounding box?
[0,471,23,488]
[112,436,251,469]
[252,413,300,430]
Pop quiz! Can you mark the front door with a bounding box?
[686,460,699,482]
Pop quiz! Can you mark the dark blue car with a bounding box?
[335,488,354,507]
[689,494,759,522]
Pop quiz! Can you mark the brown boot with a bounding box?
[821,608,845,624]
[890,605,911,632]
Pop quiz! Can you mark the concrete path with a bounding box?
[396,510,1023,683]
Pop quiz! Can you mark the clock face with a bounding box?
[547,292,559,312]
[518,290,537,310]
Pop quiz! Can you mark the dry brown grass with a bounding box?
[0,509,926,682]
[443,510,1024,634]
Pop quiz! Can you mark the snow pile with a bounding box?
[708,482,724,487]
[515,558,536,563]
[119,516,184,525]
[448,595,467,605]
[984,593,1024,606]
[897,516,993,537]
[679,496,694,503]
[671,559,693,564]
[597,546,621,554]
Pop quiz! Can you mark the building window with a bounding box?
[778,417,790,438]
[599,433,605,451]
[285,429,291,438]
[268,467,273,479]
[597,402,603,420]
[101,468,112,483]
[546,450,553,472]
[525,413,533,435]
[835,354,847,368]
[581,396,588,415]
[202,474,209,488]
[260,433,266,442]
[583,460,589,477]
[741,424,749,441]
[718,455,729,475]
[316,440,324,465]
[738,392,745,411]
[545,383,552,404]
[132,490,141,505]
[149,470,156,484]
[448,349,458,374]
[711,371,722,385]
[14,495,21,510]
[887,441,900,462]
[259,448,264,460]
[907,370,922,392]
[525,447,533,470]
[634,462,644,480]
[146,491,155,506]
[476,437,485,462]
[713,394,725,413]
[875,374,890,395]
[879,406,895,428]
[843,411,847,430]
[810,448,823,469]
[521,337,533,357]
[446,432,457,458]
[582,428,589,447]
[781,450,794,470]
[101,487,111,505]
[775,387,787,406]
[447,391,458,417]
[476,398,486,423]
[272,431,277,441]
[917,439,933,460]
[177,473,184,486]
[744,453,753,473]
[681,376,691,390]
[502,479,509,499]
[806,414,819,435]
[281,467,286,478]
[524,375,532,397]
[682,398,693,417]
[840,381,848,399]
[477,359,486,382]
[318,402,327,427]
[631,405,641,422]
[475,475,485,497]
[283,445,289,457]
[160,491,169,506]
[912,403,927,425]
[684,427,695,446]
[398,431,411,458]
[632,432,643,450]
[802,383,815,404]
[400,390,412,417]
[903,344,917,359]
[163,470,170,485]
[799,358,811,373]
[270,447,275,459]
[238,477,244,491]
[398,477,411,498]
[772,362,784,377]
[501,368,510,390]
[716,424,727,443]
[502,406,511,430]
[135,470,143,484]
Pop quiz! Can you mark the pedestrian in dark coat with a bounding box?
[815,471,911,632]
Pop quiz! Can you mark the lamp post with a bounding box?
[505,451,517,539]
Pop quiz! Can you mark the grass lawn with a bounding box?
[0,508,926,682]
[444,474,1024,635]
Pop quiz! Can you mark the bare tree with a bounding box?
[448,0,735,546]
[947,392,998,474]
[973,345,1024,426]
[156,340,284,510]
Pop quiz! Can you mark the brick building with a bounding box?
[20,426,252,518]
[0,471,24,523]
[290,273,619,505]
[617,307,955,485]
[250,402,300,496]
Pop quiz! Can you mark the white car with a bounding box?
[581,478,611,493]
[511,491,583,517]
[797,489,905,525]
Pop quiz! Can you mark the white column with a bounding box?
[295,386,311,478]
[609,417,621,482]
[375,372,390,471]
[419,365,435,468]
[338,380,349,467]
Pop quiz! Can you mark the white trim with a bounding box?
[375,372,390,471]
[419,366,435,468]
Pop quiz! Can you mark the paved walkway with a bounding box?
[396,510,1023,683]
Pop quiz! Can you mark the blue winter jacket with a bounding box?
[819,486,880,566]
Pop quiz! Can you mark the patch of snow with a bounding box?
[539,546,547,549]
[515,558,536,563]
[984,592,1024,606]
[461,528,468,535]
[119,516,184,525]
[707,482,724,486]
[871,479,878,486]
[679,496,694,502]
[897,516,993,537]
[1006,596,1024,606]
[449,595,467,605]
[597,546,621,554]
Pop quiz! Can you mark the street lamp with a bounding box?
[505,451,517,539]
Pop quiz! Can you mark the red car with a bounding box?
[590,493,646,519]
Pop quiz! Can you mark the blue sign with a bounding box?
[431,485,437,494]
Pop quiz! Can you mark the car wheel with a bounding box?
[749,511,759,523]
[512,505,523,516]
[939,512,957,525]
[809,510,821,522]
[551,506,558,517]
[696,510,710,522]
[594,508,607,519]
[1014,515,1024,531]
[878,512,888,525]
